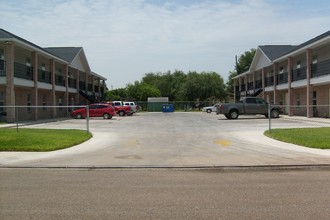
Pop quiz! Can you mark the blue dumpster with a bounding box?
[162,104,174,113]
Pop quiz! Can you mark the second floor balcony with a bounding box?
[55,74,65,86]
[14,62,33,80]
[38,69,52,84]
[312,59,330,78]
[265,76,274,87]
[0,59,5,76]
[68,78,77,88]
[88,83,93,92]
[79,81,86,90]
[291,67,307,82]
[276,72,288,85]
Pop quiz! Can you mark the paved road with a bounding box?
[1,113,330,167]
[1,168,330,220]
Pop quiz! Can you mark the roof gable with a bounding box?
[44,47,91,73]
[44,47,82,63]
[248,45,296,72]
[259,45,296,61]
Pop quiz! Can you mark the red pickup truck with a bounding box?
[107,101,133,116]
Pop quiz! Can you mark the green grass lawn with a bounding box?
[264,127,330,149]
[0,128,92,151]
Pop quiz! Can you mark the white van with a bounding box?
[123,102,137,113]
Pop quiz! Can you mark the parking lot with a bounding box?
[1,112,330,167]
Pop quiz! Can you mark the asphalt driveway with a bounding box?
[1,112,330,167]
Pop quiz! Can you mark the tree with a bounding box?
[126,81,161,101]
[235,48,256,74]
[180,71,226,101]
[106,88,128,100]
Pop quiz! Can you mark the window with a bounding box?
[313,91,317,105]
[256,98,267,105]
[296,93,300,107]
[27,94,31,112]
[26,58,32,77]
[312,56,318,76]
[296,61,301,69]
[58,97,62,110]
[41,63,46,80]
[0,49,4,60]
[57,69,62,84]
[0,91,4,112]
[246,98,256,104]
[279,94,283,106]
[89,105,98,109]
[312,56,317,64]
[42,95,46,111]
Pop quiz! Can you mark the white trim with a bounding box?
[264,86,273,92]
[14,78,34,87]
[37,82,52,90]
[276,84,289,90]
[310,75,330,85]
[0,76,6,84]
[68,87,77,93]
[55,85,66,92]
[291,80,307,88]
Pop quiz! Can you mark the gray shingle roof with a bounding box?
[43,47,82,63]
[259,45,296,61]
[0,28,60,59]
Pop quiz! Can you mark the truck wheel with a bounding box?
[103,113,112,119]
[118,111,125,116]
[224,114,230,119]
[206,109,212,113]
[229,110,239,119]
[270,109,279,118]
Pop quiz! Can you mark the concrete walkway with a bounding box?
[1,113,330,167]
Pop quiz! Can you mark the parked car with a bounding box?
[216,97,282,119]
[71,103,115,119]
[123,101,138,113]
[107,101,133,116]
[202,104,220,113]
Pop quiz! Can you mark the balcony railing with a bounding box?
[265,76,274,87]
[291,67,307,82]
[0,59,5,76]
[247,82,254,90]
[14,62,33,80]
[68,78,77,88]
[255,79,262,89]
[94,85,99,92]
[88,83,93,92]
[55,74,65,86]
[276,72,288,85]
[79,81,86,90]
[311,59,330,78]
[37,69,52,84]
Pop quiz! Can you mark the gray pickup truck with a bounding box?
[216,97,282,119]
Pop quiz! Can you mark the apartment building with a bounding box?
[234,30,330,118]
[0,29,107,122]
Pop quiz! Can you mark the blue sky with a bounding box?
[1,0,330,88]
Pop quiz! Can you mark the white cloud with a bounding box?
[1,0,330,88]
